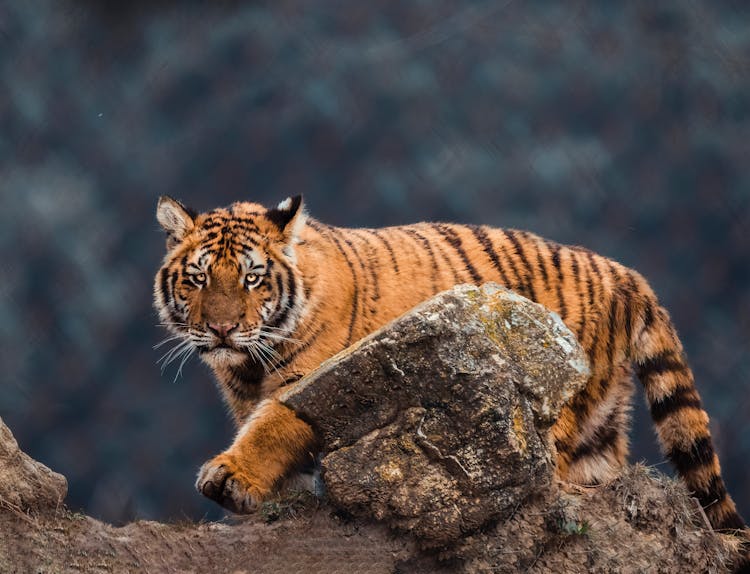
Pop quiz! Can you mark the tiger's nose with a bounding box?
[207,322,238,338]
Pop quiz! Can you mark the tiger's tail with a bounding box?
[631,299,745,533]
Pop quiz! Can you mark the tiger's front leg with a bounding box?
[196,399,316,513]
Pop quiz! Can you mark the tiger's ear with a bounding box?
[156,196,195,249]
[265,195,305,242]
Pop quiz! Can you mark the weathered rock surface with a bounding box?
[0,284,744,573]
[282,283,590,545]
[0,416,67,513]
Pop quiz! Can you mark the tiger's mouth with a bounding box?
[199,340,242,354]
[199,343,247,367]
[194,327,284,370]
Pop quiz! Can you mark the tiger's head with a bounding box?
[153,196,306,371]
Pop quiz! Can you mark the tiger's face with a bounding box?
[153,196,305,370]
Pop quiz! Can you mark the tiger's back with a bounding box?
[154,196,745,539]
[293,219,741,530]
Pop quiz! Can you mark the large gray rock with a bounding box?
[0,416,67,513]
[282,283,590,545]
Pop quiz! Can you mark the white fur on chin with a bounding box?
[201,347,247,367]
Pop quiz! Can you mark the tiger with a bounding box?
[153,194,745,539]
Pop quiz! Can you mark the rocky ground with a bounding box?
[0,285,744,573]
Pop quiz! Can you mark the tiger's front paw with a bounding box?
[196,453,270,514]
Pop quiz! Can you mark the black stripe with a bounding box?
[566,377,607,425]
[550,244,568,321]
[268,273,285,322]
[692,473,728,510]
[267,257,297,330]
[503,229,538,301]
[533,239,550,287]
[643,301,655,330]
[605,291,619,367]
[470,225,511,287]
[229,239,259,253]
[169,271,180,305]
[554,437,574,455]
[568,390,592,420]
[264,273,287,327]
[160,268,182,325]
[577,252,595,345]
[342,234,369,289]
[277,322,327,369]
[570,249,580,286]
[585,254,597,310]
[233,236,261,250]
[229,219,260,231]
[570,407,621,462]
[433,224,483,284]
[649,386,703,424]
[495,230,523,290]
[622,274,638,350]
[282,260,298,325]
[226,213,263,223]
[159,267,171,306]
[197,252,211,268]
[424,227,462,284]
[587,322,602,364]
[555,376,613,457]
[343,232,377,328]
[570,250,585,340]
[351,230,381,304]
[668,436,715,476]
[369,229,400,274]
[605,264,623,367]
[587,252,602,282]
[322,226,360,345]
[395,228,425,277]
[636,351,688,382]
[401,228,439,293]
[202,216,228,229]
[226,358,265,400]
[306,219,324,232]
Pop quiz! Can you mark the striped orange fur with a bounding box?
[153,195,745,535]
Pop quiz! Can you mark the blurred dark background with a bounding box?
[1,0,748,525]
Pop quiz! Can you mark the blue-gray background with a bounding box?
[1,0,748,524]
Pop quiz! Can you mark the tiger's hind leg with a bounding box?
[554,363,635,485]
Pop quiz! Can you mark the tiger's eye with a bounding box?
[244,272,261,287]
[193,272,207,285]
